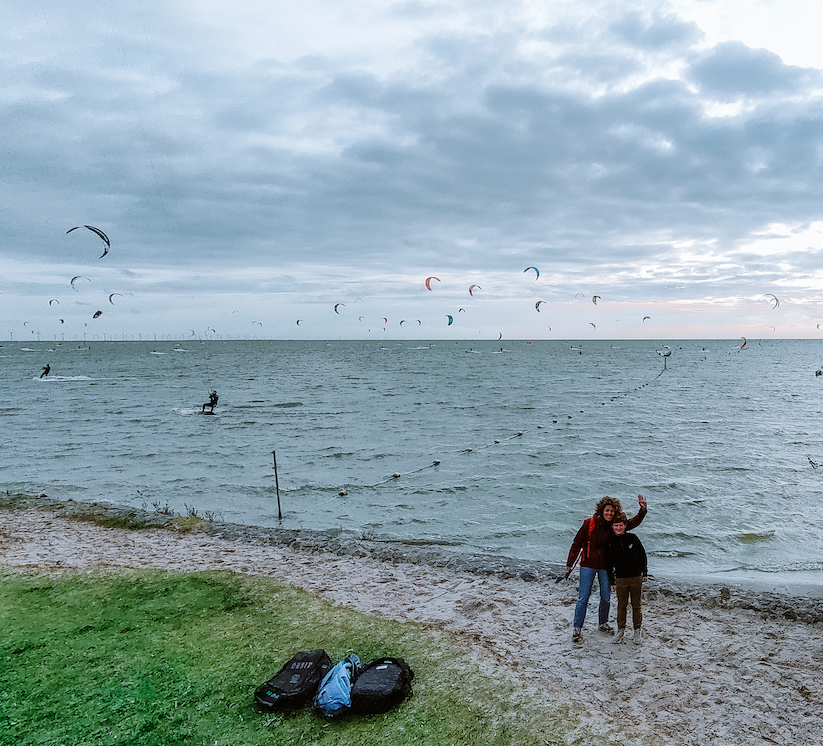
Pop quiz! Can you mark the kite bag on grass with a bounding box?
[350,657,414,714]
[314,654,360,719]
[254,649,332,711]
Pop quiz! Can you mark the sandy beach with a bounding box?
[2,501,821,746]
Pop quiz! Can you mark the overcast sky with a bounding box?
[3,0,823,341]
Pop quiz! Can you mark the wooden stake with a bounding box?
[272,450,283,522]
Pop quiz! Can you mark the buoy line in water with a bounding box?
[602,363,668,405]
[334,357,673,496]
[362,430,526,489]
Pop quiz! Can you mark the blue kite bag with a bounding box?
[313,654,360,718]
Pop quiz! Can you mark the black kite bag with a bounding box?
[254,649,333,711]
[350,657,414,714]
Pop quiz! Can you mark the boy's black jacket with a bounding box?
[606,532,647,584]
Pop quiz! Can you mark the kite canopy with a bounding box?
[446,314,453,325]
[425,276,440,290]
[592,295,601,305]
[535,301,545,312]
[70,275,91,291]
[468,284,481,296]
[524,267,539,280]
[67,225,110,258]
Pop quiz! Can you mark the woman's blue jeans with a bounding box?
[573,567,611,629]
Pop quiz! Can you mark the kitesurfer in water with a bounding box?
[40,363,51,378]
[566,494,647,644]
[202,390,218,413]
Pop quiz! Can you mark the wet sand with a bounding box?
[1,503,821,746]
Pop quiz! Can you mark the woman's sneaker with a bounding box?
[598,623,615,635]
[572,627,582,644]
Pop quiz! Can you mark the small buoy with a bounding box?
[433,459,440,465]
[516,432,523,436]
[466,448,473,452]
[494,439,500,444]
[392,472,401,478]
[338,490,347,496]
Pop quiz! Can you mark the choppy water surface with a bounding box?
[3,339,823,588]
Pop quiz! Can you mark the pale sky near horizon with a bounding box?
[4,0,823,340]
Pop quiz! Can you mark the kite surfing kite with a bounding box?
[740,337,747,350]
[425,276,440,290]
[535,301,545,312]
[765,294,780,309]
[643,316,650,322]
[446,315,454,325]
[70,275,91,291]
[66,225,110,258]
[49,299,59,306]
[574,292,584,299]
[524,267,539,280]
[108,293,123,304]
[334,303,345,314]
[468,284,481,296]
[92,310,103,319]
[590,322,596,329]
[592,295,601,305]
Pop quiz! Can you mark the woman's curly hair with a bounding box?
[595,495,622,519]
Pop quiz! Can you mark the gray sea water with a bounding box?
[2,339,823,590]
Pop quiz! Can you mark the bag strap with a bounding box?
[584,515,596,560]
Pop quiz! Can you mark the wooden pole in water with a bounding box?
[272,450,283,522]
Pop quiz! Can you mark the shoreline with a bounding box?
[6,494,823,621]
[2,495,822,746]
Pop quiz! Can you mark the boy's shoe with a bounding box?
[598,623,614,635]
[572,627,582,644]
[612,627,625,644]
[633,628,643,644]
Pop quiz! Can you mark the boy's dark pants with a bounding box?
[615,576,643,630]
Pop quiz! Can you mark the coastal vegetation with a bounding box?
[0,567,643,746]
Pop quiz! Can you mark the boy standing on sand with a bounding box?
[606,513,647,644]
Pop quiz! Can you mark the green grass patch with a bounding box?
[63,512,153,531]
[0,567,649,746]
